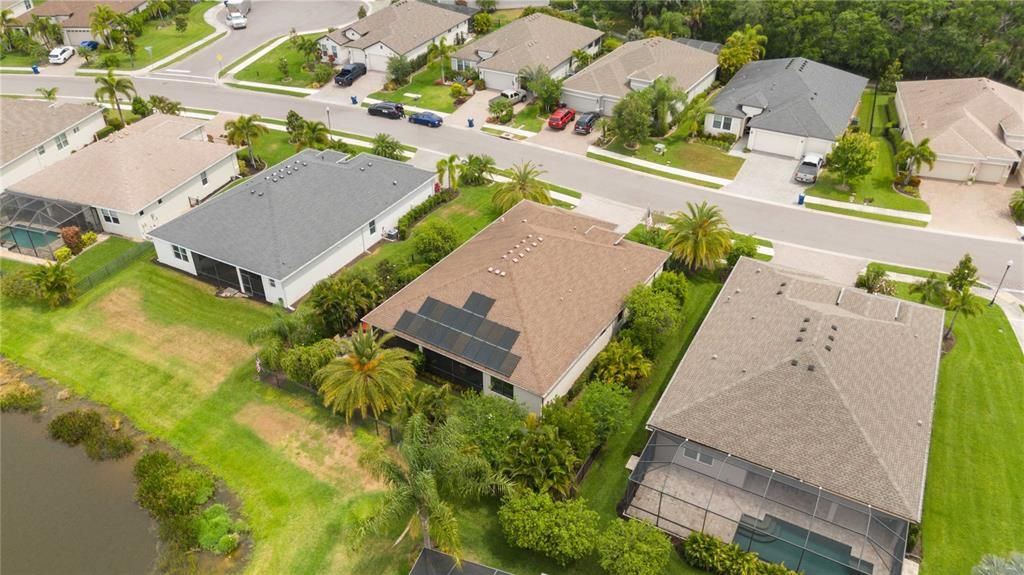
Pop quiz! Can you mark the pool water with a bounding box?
[735,514,874,574]
[1,226,61,248]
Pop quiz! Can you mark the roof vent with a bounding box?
[776,290,783,295]
[711,354,718,360]
[807,364,816,372]
[487,267,494,272]
[360,167,365,171]
[831,324,838,331]
[755,268,762,273]
[735,288,742,294]
[780,282,787,287]
[527,234,533,238]
[825,345,832,352]
[538,237,543,242]
[803,317,810,323]
[493,268,501,275]
[827,335,835,341]
[367,161,373,167]
[796,336,803,342]
[301,161,307,166]
[271,177,278,183]
[523,219,528,223]
[799,327,807,332]
[500,271,506,277]
[525,247,531,252]
[790,359,798,366]
[257,191,264,196]
[250,189,255,194]
[512,258,519,263]
[393,180,397,185]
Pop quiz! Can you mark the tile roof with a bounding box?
[711,58,867,141]
[13,0,146,29]
[648,258,944,521]
[322,0,471,56]
[149,151,435,280]
[452,13,603,75]
[8,114,236,212]
[563,37,718,98]
[0,98,102,165]
[896,77,1024,162]
[364,201,668,397]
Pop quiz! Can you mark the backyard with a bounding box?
[605,134,746,181]
[80,1,217,70]
[368,61,459,113]
[233,33,327,89]
[857,89,895,137]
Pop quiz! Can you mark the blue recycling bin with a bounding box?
[31,64,39,74]
[467,117,474,128]
[350,95,358,105]
[798,192,806,205]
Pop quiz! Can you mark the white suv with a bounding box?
[226,12,247,29]
[48,46,75,64]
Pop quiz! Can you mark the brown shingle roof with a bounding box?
[13,0,146,29]
[0,98,102,165]
[324,0,470,56]
[8,115,237,212]
[648,258,944,521]
[453,13,603,75]
[364,201,668,397]
[563,37,718,98]
[897,78,1024,161]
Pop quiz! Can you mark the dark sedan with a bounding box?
[408,111,443,128]
[367,102,405,119]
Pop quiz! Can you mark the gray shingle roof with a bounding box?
[149,151,435,280]
[674,37,723,55]
[648,258,944,521]
[711,58,867,140]
[452,13,603,75]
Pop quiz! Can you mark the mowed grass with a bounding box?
[607,134,745,180]
[69,237,140,278]
[588,151,724,189]
[858,89,894,136]
[234,33,326,88]
[0,256,415,575]
[807,136,930,214]
[82,2,217,70]
[805,203,928,227]
[240,129,299,168]
[369,61,457,113]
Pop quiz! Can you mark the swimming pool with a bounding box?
[1,226,61,249]
[734,514,875,574]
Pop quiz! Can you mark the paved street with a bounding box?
[1,73,1021,290]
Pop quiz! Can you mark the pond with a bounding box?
[1,411,159,574]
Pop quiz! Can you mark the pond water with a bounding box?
[1,411,159,574]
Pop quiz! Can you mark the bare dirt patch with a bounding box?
[234,403,383,491]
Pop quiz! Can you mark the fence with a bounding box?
[74,242,154,293]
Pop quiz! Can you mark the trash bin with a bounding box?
[350,95,357,105]
[31,64,39,74]
[798,192,806,205]
[467,117,474,128]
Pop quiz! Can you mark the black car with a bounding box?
[367,102,405,119]
[334,63,366,86]
[573,111,600,135]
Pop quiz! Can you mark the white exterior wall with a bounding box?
[318,37,349,63]
[543,315,618,405]
[5,0,34,18]
[0,111,105,189]
[153,237,197,275]
[975,161,1011,183]
[685,69,716,100]
[804,136,836,157]
[359,42,398,71]
[703,113,743,137]
[136,153,239,236]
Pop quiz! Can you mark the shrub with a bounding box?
[473,12,493,34]
[651,271,688,306]
[727,234,759,268]
[96,124,118,139]
[1010,189,1024,223]
[542,400,598,459]
[81,231,98,248]
[0,382,43,412]
[196,504,242,554]
[498,490,599,565]
[48,409,104,445]
[855,265,895,296]
[475,77,486,91]
[134,451,215,523]
[593,339,652,388]
[84,428,135,460]
[449,82,466,99]
[280,339,337,385]
[412,220,459,264]
[131,95,153,118]
[54,247,73,263]
[60,226,84,254]
[371,133,404,160]
[100,53,121,69]
[681,531,799,575]
[174,14,188,32]
[452,393,527,467]
[627,226,665,249]
[313,63,334,85]
[576,380,630,443]
[501,425,579,498]
[397,189,457,239]
[597,518,673,575]
[489,98,514,124]
[622,285,682,356]
[386,54,413,85]
[357,4,366,18]
[0,270,37,302]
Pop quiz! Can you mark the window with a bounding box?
[36,145,45,156]
[682,446,714,465]
[73,126,80,134]
[712,115,733,131]
[268,278,276,287]
[23,0,31,10]
[368,219,376,234]
[490,378,514,399]
[200,171,208,186]
[171,245,189,262]
[55,132,69,150]
[99,208,120,224]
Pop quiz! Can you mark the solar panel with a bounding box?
[464,292,496,316]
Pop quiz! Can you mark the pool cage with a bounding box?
[624,430,909,575]
[0,192,99,260]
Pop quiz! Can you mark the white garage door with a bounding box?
[482,70,516,91]
[561,91,599,114]
[750,129,805,159]
[349,49,366,64]
[924,159,974,181]
[976,162,1009,183]
[366,52,390,72]
[601,97,619,117]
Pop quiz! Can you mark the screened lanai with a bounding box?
[0,191,98,259]
[625,431,908,575]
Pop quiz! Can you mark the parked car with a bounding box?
[408,111,443,128]
[573,111,600,135]
[367,102,405,119]
[47,46,75,64]
[78,40,99,51]
[794,153,825,183]
[547,106,576,130]
[334,63,367,87]
[488,88,527,106]
[226,12,247,29]
[224,0,251,15]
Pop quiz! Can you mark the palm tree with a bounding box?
[30,261,76,308]
[897,138,937,185]
[295,119,330,151]
[646,76,687,137]
[909,273,947,305]
[663,201,733,271]
[148,0,170,20]
[309,273,383,336]
[90,4,118,49]
[1010,188,1024,223]
[224,114,269,168]
[371,133,403,160]
[517,64,549,95]
[295,35,320,69]
[492,161,550,212]
[676,91,713,141]
[0,8,14,51]
[36,87,58,101]
[313,327,415,421]
[461,154,496,186]
[247,308,321,370]
[944,286,983,340]
[94,69,135,126]
[571,48,592,72]
[594,339,652,388]
[28,15,62,49]
[855,266,894,295]
[427,36,455,83]
[443,154,460,191]
[358,413,509,558]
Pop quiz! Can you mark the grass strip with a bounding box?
[587,152,724,189]
[480,127,526,140]
[220,34,281,77]
[157,31,226,70]
[805,203,928,227]
[224,82,308,97]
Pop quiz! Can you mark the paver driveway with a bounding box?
[919,179,1021,240]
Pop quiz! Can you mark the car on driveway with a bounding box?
[548,106,576,130]
[488,89,527,106]
[78,40,99,51]
[48,46,75,64]
[573,111,600,135]
[794,153,825,183]
[408,111,443,128]
[367,102,405,119]
[334,63,366,87]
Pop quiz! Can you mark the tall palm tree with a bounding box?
[28,15,62,49]
[295,119,330,151]
[436,157,449,190]
[461,154,496,186]
[663,201,733,271]
[646,76,687,137]
[313,327,415,421]
[571,48,592,72]
[295,35,320,69]
[427,36,455,83]
[148,0,170,20]
[224,114,269,168]
[94,69,135,126]
[90,4,118,49]
[492,161,550,212]
[358,413,509,558]
[29,261,76,308]
[517,64,549,95]
[909,273,947,305]
[897,138,937,185]
[944,287,983,339]
[676,91,713,141]
[36,87,58,101]
[443,154,460,191]
[0,8,14,51]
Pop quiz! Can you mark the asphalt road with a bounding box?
[2,73,1021,290]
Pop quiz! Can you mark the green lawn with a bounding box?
[69,237,139,278]
[81,2,217,70]
[0,254,416,575]
[887,286,1024,574]
[156,30,226,69]
[587,152,724,189]
[805,203,928,227]
[857,89,895,136]
[234,33,326,88]
[511,102,545,132]
[480,126,526,140]
[807,136,930,214]
[606,133,746,180]
[869,262,949,281]
[225,82,309,97]
[0,51,40,66]
[0,256,36,275]
[241,130,298,167]
[369,61,458,113]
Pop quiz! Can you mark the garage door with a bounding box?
[601,97,619,117]
[366,52,390,72]
[349,49,366,64]
[482,70,516,91]
[750,129,805,159]
[975,162,1009,183]
[561,91,599,114]
[924,160,974,181]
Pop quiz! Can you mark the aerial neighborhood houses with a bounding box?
[0,98,106,188]
[316,0,472,71]
[10,0,148,46]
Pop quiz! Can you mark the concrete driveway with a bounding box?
[725,151,804,205]
[529,122,598,155]
[312,71,386,107]
[919,179,1021,240]
[447,90,492,128]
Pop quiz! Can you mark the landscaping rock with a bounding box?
[57,389,72,401]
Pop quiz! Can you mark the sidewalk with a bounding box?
[803,195,932,223]
[587,145,733,187]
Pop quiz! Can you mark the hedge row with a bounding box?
[680,531,800,575]
[397,188,457,240]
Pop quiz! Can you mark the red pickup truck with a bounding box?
[547,106,576,130]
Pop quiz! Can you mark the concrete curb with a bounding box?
[803,195,932,222]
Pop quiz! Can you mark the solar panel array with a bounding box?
[464,292,496,316]
[394,296,521,377]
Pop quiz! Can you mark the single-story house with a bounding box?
[1,98,105,189]
[12,0,148,46]
[626,258,944,575]
[317,0,472,70]
[149,150,436,307]
[364,201,668,413]
[4,0,35,18]
[561,37,718,117]
[895,78,1024,184]
[705,58,867,159]
[7,114,237,239]
[451,13,603,91]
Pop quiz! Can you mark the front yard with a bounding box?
[233,33,328,88]
[605,133,746,180]
[510,101,546,132]
[368,61,459,113]
[80,1,216,70]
